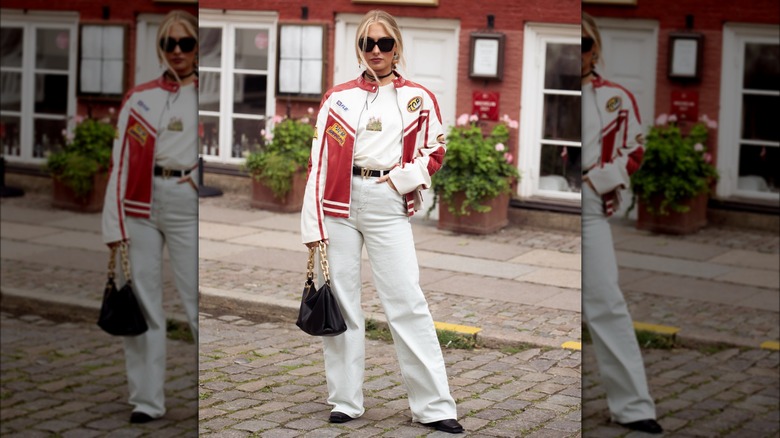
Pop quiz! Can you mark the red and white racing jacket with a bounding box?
[586,74,644,216]
[301,72,446,244]
[102,75,197,244]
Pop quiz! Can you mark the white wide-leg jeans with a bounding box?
[321,175,457,423]
[582,184,656,423]
[122,177,199,417]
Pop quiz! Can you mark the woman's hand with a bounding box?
[376,164,400,193]
[107,240,127,249]
[177,175,198,191]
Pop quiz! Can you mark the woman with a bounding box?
[581,12,662,435]
[300,10,463,434]
[102,10,199,424]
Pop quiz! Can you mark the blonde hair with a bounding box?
[355,10,406,81]
[582,12,603,70]
[156,10,198,82]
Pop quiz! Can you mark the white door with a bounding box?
[593,18,659,217]
[334,14,459,217]
[136,14,166,85]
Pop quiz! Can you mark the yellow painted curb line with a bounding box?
[633,321,680,336]
[760,341,780,351]
[561,341,581,350]
[434,321,481,336]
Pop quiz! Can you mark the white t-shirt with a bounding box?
[353,82,403,169]
[154,83,198,170]
[582,82,601,171]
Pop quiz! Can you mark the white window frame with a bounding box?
[518,23,581,202]
[1,9,78,164]
[717,23,780,204]
[199,9,277,165]
[135,13,166,86]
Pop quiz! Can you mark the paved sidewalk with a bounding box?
[0,311,197,437]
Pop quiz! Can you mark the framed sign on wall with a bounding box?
[469,32,505,80]
[668,33,703,80]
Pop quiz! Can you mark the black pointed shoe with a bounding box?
[618,419,663,434]
[129,412,156,424]
[329,412,354,423]
[422,419,464,434]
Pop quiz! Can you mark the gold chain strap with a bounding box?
[318,242,330,282]
[107,243,132,283]
[306,246,316,280]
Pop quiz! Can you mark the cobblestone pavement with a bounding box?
[0,311,198,437]
[583,343,780,437]
[199,311,581,437]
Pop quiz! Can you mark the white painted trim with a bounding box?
[1,10,78,164]
[198,11,278,165]
[716,23,779,202]
[518,23,581,200]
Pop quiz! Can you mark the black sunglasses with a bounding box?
[160,37,197,53]
[582,37,594,53]
[358,37,395,53]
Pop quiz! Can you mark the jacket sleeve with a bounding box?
[587,90,644,195]
[301,96,331,244]
[102,97,131,244]
[388,90,447,195]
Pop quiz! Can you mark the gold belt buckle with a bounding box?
[162,168,173,179]
[361,167,371,179]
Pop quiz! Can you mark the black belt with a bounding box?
[154,165,192,178]
[352,166,391,178]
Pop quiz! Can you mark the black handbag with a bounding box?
[97,243,148,336]
[296,242,347,336]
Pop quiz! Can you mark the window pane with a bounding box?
[543,94,581,142]
[231,118,265,158]
[743,43,780,90]
[34,74,68,114]
[199,115,220,156]
[199,72,221,112]
[233,73,267,115]
[544,43,579,91]
[1,116,21,156]
[36,28,70,70]
[540,144,582,193]
[235,29,269,70]
[33,118,66,158]
[738,145,779,194]
[742,95,780,142]
[199,27,222,68]
[1,72,22,111]
[1,27,24,68]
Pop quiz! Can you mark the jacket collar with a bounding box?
[356,70,406,92]
[156,73,199,92]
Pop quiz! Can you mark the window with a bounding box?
[277,24,325,99]
[199,10,277,164]
[717,24,780,203]
[519,24,581,201]
[79,25,125,95]
[0,11,77,163]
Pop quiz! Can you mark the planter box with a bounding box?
[636,193,708,235]
[250,172,306,213]
[438,192,509,234]
[52,172,108,213]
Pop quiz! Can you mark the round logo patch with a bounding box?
[407,96,422,112]
[606,96,622,113]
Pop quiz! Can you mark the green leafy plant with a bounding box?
[47,116,116,199]
[629,114,719,215]
[430,114,520,216]
[244,115,314,199]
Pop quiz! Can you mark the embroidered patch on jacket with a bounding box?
[128,122,149,145]
[313,126,318,140]
[167,117,183,132]
[366,116,382,132]
[137,100,150,112]
[407,96,422,112]
[606,96,622,113]
[326,122,347,145]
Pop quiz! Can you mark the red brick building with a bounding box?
[198,0,581,217]
[1,0,197,179]
[583,0,779,222]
